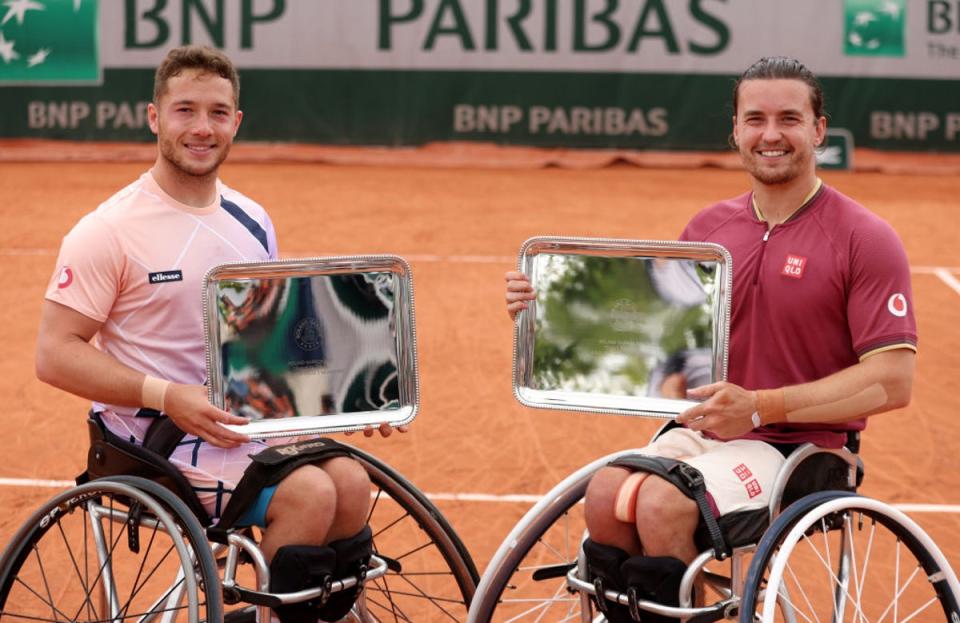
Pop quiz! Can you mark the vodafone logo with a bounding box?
[887,293,908,317]
[57,266,74,289]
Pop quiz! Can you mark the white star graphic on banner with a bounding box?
[1,0,44,26]
[0,31,18,63]
[27,47,49,66]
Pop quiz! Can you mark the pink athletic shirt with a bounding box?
[681,183,917,448]
[45,171,278,441]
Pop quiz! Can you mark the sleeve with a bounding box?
[846,218,917,357]
[44,213,124,323]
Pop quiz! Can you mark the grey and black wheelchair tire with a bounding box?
[0,476,223,623]
[349,445,480,621]
[740,491,960,623]
[468,476,590,622]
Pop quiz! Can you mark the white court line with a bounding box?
[2,477,957,514]
[933,268,960,296]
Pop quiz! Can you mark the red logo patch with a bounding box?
[745,480,762,499]
[781,254,807,279]
[887,293,908,318]
[57,266,74,289]
[733,464,753,482]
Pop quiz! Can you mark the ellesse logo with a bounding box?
[148,270,183,284]
[887,293,908,317]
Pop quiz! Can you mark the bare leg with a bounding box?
[585,466,643,555]
[259,465,336,561]
[318,456,371,542]
[633,476,700,564]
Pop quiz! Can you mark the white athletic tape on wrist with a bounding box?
[142,376,171,412]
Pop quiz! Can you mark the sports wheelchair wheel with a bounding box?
[352,446,479,622]
[0,476,222,622]
[740,491,960,623]
[468,457,602,622]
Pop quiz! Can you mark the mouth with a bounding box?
[757,149,788,158]
[184,143,216,155]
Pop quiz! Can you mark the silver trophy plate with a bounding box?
[203,256,418,438]
[513,237,732,418]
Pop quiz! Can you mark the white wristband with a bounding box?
[750,411,761,429]
[142,375,171,412]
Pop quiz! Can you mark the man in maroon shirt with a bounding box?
[504,57,916,622]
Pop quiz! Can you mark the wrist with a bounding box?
[142,375,171,412]
[756,388,787,425]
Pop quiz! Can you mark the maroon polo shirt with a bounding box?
[681,183,917,447]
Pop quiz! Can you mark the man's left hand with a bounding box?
[677,382,758,439]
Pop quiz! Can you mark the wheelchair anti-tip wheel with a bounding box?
[740,491,960,623]
[351,447,479,622]
[0,476,222,623]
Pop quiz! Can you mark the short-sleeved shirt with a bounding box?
[45,171,278,442]
[681,183,917,448]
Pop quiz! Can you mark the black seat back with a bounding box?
[84,416,212,526]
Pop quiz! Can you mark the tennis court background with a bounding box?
[0,157,957,581]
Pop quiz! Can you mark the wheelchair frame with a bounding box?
[0,431,479,623]
[468,442,960,622]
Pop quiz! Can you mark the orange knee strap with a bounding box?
[613,472,649,523]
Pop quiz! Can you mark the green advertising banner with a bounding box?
[1,0,958,152]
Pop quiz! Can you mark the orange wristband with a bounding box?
[756,388,786,425]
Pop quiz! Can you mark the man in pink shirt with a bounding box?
[505,57,916,622]
[37,45,382,623]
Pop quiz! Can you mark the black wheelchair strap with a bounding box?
[207,437,351,543]
[610,455,732,560]
[142,416,188,459]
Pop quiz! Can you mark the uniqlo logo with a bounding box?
[733,464,753,481]
[745,480,762,499]
[781,254,807,279]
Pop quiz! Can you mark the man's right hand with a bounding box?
[164,384,251,448]
[505,270,536,321]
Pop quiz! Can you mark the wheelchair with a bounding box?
[467,426,960,622]
[0,415,479,622]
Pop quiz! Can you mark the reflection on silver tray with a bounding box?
[203,256,418,438]
[513,237,732,419]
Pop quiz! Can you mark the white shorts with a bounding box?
[634,427,787,517]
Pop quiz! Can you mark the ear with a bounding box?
[813,116,826,146]
[232,109,243,138]
[731,114,740,147]
[147,103,159,136]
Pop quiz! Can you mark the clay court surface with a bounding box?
[0,152,958,603]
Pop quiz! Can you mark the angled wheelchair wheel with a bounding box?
[350,447,479,622]
[740,491,960,623]
[468,471,593,622]
[0,476,222,623]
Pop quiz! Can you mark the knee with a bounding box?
[634,476,697,528]
[268,465,337,525]
[584,467,630,533]
[322,457,371,518]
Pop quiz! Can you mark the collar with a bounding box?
[752,178,823,224]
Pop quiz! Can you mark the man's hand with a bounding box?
[164,383,251,448]
[345,422,409,438]
[676,382,758,439]
[505,271,536,321]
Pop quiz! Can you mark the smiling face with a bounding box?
[147,68,242,181]
[732,78,826,187]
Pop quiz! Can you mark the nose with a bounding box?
[190,114,214,136]
[760,120,782,143]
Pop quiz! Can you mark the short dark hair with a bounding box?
[732,57,825,119]
[153,45,240,107]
